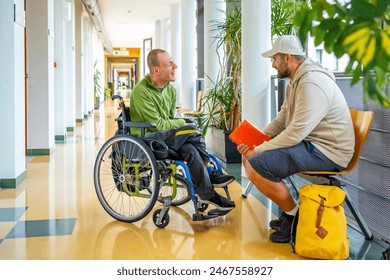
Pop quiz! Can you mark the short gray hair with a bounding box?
[147,49,167,73]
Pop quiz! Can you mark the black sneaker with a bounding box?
[269,213,294,243]
[269,211,294,231]
[199,192,235,211]
[209,170,235,187]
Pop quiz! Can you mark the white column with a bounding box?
[54,0,67,141]
[65,0,76,132]
[242,0,271,128]
[82,16,93,117]
[154,20,162,49]
[0,0,26,187]
[203,0,225,95]
[241,0,271,175]
[26,0,55,155]
[75,0,84,122]
[180,0,197,110]
[170,4,181,105]
[161,18,171,51]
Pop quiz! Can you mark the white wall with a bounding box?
[91,25,105,104]
[0,0,26,183]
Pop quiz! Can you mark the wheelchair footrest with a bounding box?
[192,209,231,221]
[192,213,218,221]
[208,208,231,216]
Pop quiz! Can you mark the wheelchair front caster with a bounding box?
[153,209,170,228]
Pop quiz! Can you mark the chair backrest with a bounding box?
[344,109,374,173]
[303,109,373,175]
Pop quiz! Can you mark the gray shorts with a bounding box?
[247,140,344,182]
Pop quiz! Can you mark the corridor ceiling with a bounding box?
[97,0,180,48]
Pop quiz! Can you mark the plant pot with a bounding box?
[94,97,100,110]
[210,126,241,163]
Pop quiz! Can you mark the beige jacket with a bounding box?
[254,58,355,168]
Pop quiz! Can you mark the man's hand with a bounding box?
[237,143,255,158]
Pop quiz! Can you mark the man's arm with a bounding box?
[131,87,186,132]
[263,102,288,137]
[255,82,330,154]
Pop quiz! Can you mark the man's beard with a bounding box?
[277,67,290,79]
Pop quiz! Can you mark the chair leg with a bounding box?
[242,181,253,198]
[343,187,374,240]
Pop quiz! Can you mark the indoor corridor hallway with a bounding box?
[0,97,304,260]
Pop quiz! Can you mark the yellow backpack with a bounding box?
[291,184,350,260]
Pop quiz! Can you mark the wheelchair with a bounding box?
[93,95,233,228]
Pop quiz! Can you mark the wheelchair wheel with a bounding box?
[153,209,170,228]
[158,165,191,206]
[94,134,159,223]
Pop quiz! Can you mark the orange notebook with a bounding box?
[229,119,271,149]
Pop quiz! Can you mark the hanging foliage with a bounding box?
[294,0,390,108]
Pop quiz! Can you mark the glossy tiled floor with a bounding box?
[0,96,387,260]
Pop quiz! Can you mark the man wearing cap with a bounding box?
[237,35,355,243]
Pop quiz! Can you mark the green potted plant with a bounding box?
[201,0,296,162]
[94,60,102,109]
[104,86,112,100]
[294,0,390,108]
[200,0,241,162]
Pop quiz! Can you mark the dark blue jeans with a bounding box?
[143,126,214,200]
[178,143,214,200]
[248,140,344,182]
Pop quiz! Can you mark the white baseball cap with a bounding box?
[261,35,306,58]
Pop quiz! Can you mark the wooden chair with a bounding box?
[242,109,374,239]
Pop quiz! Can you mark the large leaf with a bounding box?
[350,0,376,17]
[323,26,342,53]
[293,0,390,108]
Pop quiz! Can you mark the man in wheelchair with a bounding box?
[129,49,235,211]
